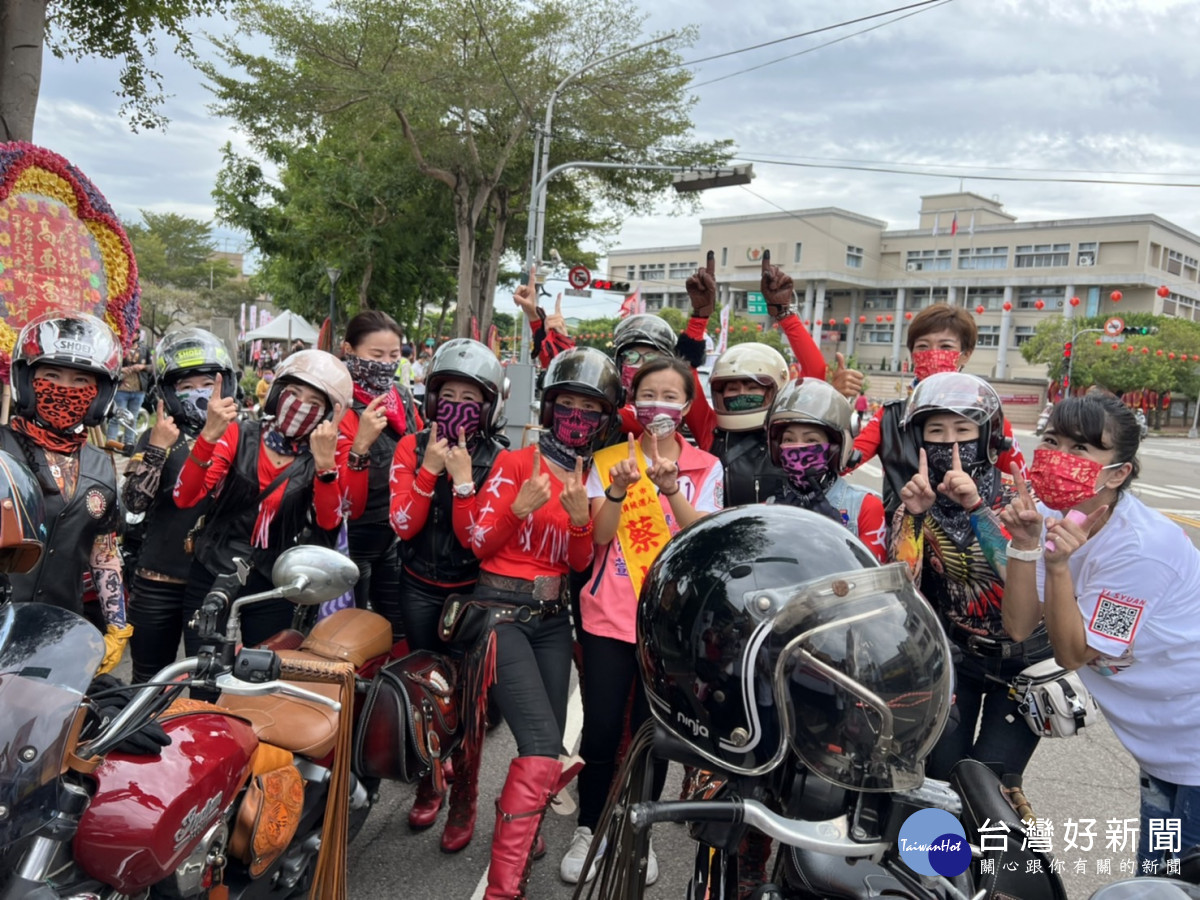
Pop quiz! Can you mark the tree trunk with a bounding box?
[357,253,374,310]
[452,177,477,338]
[0,0,47,142]
[476,189,509,335]
[434,290,451,341]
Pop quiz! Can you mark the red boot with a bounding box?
[483,756,562,899]
[408,772,445,830]
[441,746,478,853]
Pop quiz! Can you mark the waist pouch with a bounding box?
[354,649,461,787]
[1008,658,1099,738]
[439,593,563,647]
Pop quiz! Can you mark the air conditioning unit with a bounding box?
[906,262,919,272]
[1078,254,1094,266]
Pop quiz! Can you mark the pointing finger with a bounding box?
[952,442,963,472]
[458,427,467,449]
[555,292,563,318]
[429,421,438,444]
[332,402,346,426]
[1081,504,1109,533]
[761,249,771,276]
[213,373,223,396]
[628,433,637,459]
[918,447,928,483]
[532,445,542,477]
[1011,463,1032,504]
[706,249,715,277]
[529,263,537,284]
[574,455,584,480]
[157,397,165,418]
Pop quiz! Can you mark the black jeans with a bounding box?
[577,628,667,830]
[401,573,456,655]
[348,522,404,637]
[926,633,1052,781]
[128,574,188,684]
[487,595,573,759]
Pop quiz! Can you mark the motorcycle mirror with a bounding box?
[270,545,360,605]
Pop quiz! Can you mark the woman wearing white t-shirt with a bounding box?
[1001,393,1200,871]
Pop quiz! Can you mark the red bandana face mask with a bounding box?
[276,391,325,439]
[34,378,97,432]
[912,348,961,381]
[1028,447,1121,511]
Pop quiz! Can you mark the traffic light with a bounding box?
[590,279,632,293]
[1063,341,1073,360]
[1123,325,1159,335]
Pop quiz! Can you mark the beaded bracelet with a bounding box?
[413,483,435,499]
[567,521,594,538]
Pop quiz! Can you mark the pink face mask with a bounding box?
[635,401,685,437]
[552,403,604,448]
[912,348,961,381]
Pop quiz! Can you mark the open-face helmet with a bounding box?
[900,372,1010,466]
[0,450,45,575]
[153,328,237,430]
[708,343,789,431]
[264,349,352,419]
[766,378,857,485]
[10,313,122,427]
[538,347,624,448]
[423,338,506,432]
[638,505,953,789]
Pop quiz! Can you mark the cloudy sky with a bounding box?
[30,0,1200,319]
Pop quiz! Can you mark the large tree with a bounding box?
[204,0,728,337]
[0,0,229,140]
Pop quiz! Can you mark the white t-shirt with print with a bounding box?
[1035,495,1200,783]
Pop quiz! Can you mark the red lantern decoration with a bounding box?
[1126,346,1135,354]
[859,315,867,324]
[1002,301,1012,312]
[1141,347,1149,355]
[975,305,985,314]
[1070,296,1080,307]
[875,315,884,323]
[844,317,851,326]
[828,318,837,327]
[1095,338,1103,346]
[1158,285,1170,298]
[1034,299,1045,310]
[1111,290,1123,303]
[905,311,913,320]
[1169,352,1176,359]
[1156,349,1164,356]
[757,323,763,332]
[886,314,894,322]
[1111,343,1119,350]
[741,325,749,332]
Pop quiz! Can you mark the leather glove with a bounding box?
[685,250,717,319]
[98,623,133,675]
[760,249,794,319]
[87,674,173,756]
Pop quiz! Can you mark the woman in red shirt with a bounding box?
[174,350,356,676]
[451,347,622,900]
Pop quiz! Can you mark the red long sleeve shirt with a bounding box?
[389,432,439,539]
[451,444,592,578]
[174,423,344,541]
[336,410,369,519]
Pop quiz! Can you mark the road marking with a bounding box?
[1135,483,1200,501]
[1166,513,1200,529]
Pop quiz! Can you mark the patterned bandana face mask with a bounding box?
[174,386,213,430]
[436,398,483,443]
[343,354,396,395]
[551,403,604,449]
[724,392,766,412]
[33,378,97,432]
[778,442,836,490]
[911,348,961,381]
[635,401,685,438]
[1029,447,1122,511]
[275,390,325,439]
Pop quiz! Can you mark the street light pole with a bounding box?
[326,266,342,349]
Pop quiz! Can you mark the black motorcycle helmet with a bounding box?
[538,347,624,448]
[152,328,237,433]
[0,450,45,575]
[638,505,953,790]
[422,338,507,433]
[10,313,122,427]
[612,314,677,360]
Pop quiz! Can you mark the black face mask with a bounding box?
[921,440,993,549]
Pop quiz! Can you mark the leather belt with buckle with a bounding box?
[959,627,1050,660]
[478,571,563,605]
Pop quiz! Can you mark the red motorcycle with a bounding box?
[0,544,459,900]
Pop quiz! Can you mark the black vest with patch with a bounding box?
[712,429,789,507]
[399,431,502,585]
[0,427,119,617]
[194,420,337,579]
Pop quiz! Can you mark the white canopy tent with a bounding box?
[243,310,318,344]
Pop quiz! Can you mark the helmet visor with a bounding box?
[762,564,952,792]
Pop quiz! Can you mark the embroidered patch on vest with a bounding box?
[85,488,107,519]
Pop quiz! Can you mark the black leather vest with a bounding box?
[875,399,921,521]
[126,432,211,580]
[194,421,336,579]
[399,431,501,585]
[0,428,119,616]
[348,392,414,528]
[712,429,788,507]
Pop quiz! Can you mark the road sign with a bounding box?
[567,265,591,289]
[747,291,767,315]
[1104,317,1125,336]
[563,288,592,298]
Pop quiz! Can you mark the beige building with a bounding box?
[607,192,1200,379]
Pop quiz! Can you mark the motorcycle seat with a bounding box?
[219,649,343,759]
[298,608,393,668]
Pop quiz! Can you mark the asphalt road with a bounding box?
[111,429,1200,899]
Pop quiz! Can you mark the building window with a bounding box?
[846,246,864,268]
[911,288,948,309]
[860,324,894,344]
[1013,325,1038,347]
[963,287,1006,310]
[958,246,1008,270]
[1166,249,1185,276]
[1015,243,1070,268]
[721,247,728,267]
[668,262,697,280]
[626,266,636,280]
[976,325,1000,348]
[643,293,664,311]
[638,263,665,283]
[1076,242,1097,267]
[794,242,803,264]
[907,248,952,272]
[863,289,897,310]
[1017,286,1062,309]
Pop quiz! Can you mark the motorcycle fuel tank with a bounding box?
[74,711,258,894]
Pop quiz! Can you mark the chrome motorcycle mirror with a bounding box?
[270,545,359,605]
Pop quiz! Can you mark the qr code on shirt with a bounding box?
[1088,592,1143,644]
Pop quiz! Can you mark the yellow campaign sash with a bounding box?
[593,440,673,598]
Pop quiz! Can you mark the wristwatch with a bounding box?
[1006,541,1044,562]
[453,482,476,499]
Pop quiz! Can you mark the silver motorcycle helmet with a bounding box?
[422,338,506,432]
[263,349,352,420]
[900,372,1010,466]
[638,505,953,789]
[766,378,857,470]
[10,313,122,427]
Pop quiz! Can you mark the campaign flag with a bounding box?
[950,213,958,236]
[715,304,731,356]
[485,323,500,357]
[618,286,640,319]
[239,303,246,339]
[968,213,976,236]
[932,217,940,238]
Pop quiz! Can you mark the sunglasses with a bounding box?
[618,348,667,367]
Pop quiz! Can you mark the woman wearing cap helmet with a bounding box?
[766,378,887,563]
[337,311,422,624]
[892,372,1052,782]
[449,346,620,899]
[0,313,130,675]
[174,349,355,668]
[120,327,237,684]
[387,337,507,849]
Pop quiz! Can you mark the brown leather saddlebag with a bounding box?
[229,763,305,878]
[354,649,462,786]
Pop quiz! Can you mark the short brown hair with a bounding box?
[906,304,977,354]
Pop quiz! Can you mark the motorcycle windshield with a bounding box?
[0,603,104,850]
